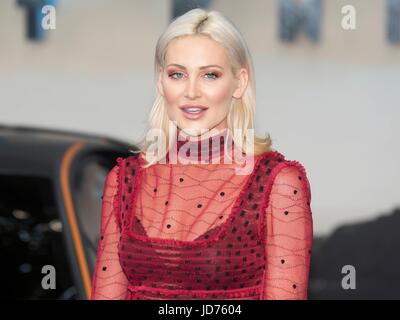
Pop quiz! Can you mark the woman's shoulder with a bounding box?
[114,150,144,166]
[259,148,307,168]
[104,153,141,181]
[256,148,310,183]
[261,149,311,198]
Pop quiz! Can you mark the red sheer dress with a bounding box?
[90,129,313,300]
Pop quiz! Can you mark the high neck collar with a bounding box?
[166,128,233,164]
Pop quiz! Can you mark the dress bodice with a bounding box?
[90,129,313,300]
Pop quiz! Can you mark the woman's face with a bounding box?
[157,35,248,137]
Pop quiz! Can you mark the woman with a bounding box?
[90,8,313,300]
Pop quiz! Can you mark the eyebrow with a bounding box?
[166,63,224,70]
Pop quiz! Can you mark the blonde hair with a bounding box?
[131,8,273,167]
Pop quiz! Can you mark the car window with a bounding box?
[0,175,76,299]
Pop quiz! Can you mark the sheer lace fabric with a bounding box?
[90,130,313,300]
[90,166,129,299]
[262,165,313,299]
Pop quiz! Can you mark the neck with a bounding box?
[167,128,233,164]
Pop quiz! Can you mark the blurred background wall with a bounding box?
[0,0,399,239]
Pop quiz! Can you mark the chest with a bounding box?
[133,163,251,241]
[115,152,283,293]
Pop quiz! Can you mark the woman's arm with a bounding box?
[262,161,313,299]
[90,164,129,300]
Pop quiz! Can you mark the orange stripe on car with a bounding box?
[60,142,91,299]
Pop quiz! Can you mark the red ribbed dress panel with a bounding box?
[90,131,313,300]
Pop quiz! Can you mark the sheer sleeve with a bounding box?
[262,161,313,300]
[90,164,129,300]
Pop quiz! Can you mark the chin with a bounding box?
[178,122,211,136]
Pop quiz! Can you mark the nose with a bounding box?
[184,77,201,100]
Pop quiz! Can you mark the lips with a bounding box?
[180,105,208,120]
[180,105,208,113]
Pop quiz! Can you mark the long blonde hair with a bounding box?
[131,8,273,167]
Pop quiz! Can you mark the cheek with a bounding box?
[162,83,183,121]
[203,82,233,111]
[204,79,233,101]
[163,84,182,105]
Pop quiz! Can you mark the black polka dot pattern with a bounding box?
[91,149,313,300]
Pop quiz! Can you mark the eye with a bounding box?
[168,72,185,80]
[204,72,219,80]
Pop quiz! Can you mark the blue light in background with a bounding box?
[17,0,57,42]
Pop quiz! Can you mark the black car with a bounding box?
[0,125,135,300]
